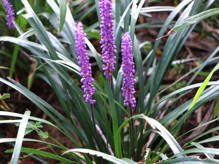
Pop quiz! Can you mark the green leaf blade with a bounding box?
[60,0,68,31]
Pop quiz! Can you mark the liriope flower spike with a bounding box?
[121,33,136,109]
[75,22,96,104]
[99,0,116,79]
[2,0,15,28]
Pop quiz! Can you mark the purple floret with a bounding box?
[99,0,116,79]
[75,22,96,105]
[2,0,15,28]
[121,33,136,109]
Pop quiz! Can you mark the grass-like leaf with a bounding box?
[172,8,219,32]
[10,111,30,164]
[64,148,136,164]
[189,63,219,110]
[0,111,56,127]
[1,138,63,149]
[8,148,73,163]
[59,0,68,31]
[141,115,183,156]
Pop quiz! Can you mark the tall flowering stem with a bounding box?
[75,22,97,144]
[121,33,136,158]
[75,22,96,105]
[2,0,15,28]
[99,1,122,156]
[99,0,116,79]
[121,33,136,109]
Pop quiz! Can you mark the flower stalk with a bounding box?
[99,0,116,79]
[121,33,136,109]
[2,0,15,28]
[121,32,136,158]
[75,22,96,105]
[75,22,97,144]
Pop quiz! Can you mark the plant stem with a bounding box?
[90,105,98,150]
[106,78,122,157]
[91,105,97,141]
[130,107,135,159]
[109,77,114,94]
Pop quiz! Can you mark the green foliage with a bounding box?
[0,0,219,163]
[172,8,219,32]
[11,111,30,164]
[189,63,219,110]
[213,98,219,117]
[0,93,10,100]
[59,0,68,31]
[16,121,49,139]
[7,148,73,163]
[64,148,135,164]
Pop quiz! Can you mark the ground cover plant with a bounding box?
[0,0,219,163]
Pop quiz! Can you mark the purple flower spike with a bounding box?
[75,22,96,105]
[99,0,116,79]
[121,33,136,109]
[2,0,15,28]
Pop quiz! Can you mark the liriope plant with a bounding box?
[1,0,15,28]
[0,0,219,163]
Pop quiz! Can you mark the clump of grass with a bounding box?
[0,0,219,163]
